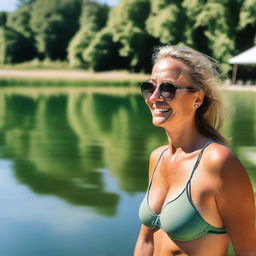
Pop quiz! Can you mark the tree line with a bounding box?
[0,0,255,76]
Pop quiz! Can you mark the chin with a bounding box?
[150,108,173,128]
[152,116,170,127]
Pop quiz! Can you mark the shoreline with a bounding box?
[222,85,256,90]
[0,69,256,90]
[1,85,256,99]
[0,69,148,82]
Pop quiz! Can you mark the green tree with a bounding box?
[192,1,236,71]
[0,15,5,63]
[7,2,34,38]
[146,0,187,44]
[180,0,245,72]
[68,27,94,68]
[6,2,37,60]
[238,0,256,47]
[179,0,211,55]
[111,22,157,72]
[0,8,36,64]
[0,12,7,27]
[145,0,246,72]
[68,0,109,68]
[82,27,128,71]
[239,0,256,30]
[105,0,157,72]
[79,0,109,31]
[30,0,82,60]
[107,0,149,30]
[0,27,36,64]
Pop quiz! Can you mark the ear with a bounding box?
[194,90,205,108]
[195,90,204,102]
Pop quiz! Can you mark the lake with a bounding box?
[0,87,255,256]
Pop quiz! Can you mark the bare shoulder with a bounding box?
[203,142,252,190]
[150,145,169,161]
[206,144,256,253]
[148,145,169,177]
[203,142,240,171]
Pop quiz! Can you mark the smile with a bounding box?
[154,108,171,113]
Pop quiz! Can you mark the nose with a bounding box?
[149,86,164,102]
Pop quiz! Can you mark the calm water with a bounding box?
[0,87,255,256]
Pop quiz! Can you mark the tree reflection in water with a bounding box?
[0,90,166,217]
[0,88,255,256]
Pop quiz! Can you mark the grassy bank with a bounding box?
[1,68,255,89]
[0,69,149,87]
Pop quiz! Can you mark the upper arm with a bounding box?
[214,149,256,254]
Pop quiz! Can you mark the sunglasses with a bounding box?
[140,82,196,101]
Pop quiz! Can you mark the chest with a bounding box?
[148,156,214,214]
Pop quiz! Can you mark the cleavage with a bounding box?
[148,162,192,215]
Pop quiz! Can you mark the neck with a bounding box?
[165,121,207,155]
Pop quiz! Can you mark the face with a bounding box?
[144,57,203,129]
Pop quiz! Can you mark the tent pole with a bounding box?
[232,64,238,85]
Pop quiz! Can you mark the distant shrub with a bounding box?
[82,27,129,71]
[0,27,36,64]
[68,27,94,68]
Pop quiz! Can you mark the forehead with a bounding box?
[150,57,190,84]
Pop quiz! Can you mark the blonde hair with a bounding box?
[153,44,227,144]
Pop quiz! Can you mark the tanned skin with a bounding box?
[134,57,256,256]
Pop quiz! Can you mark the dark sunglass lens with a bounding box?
[141,82,154,99]
[160,83,176,100]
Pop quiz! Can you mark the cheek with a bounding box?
[183,101,194,113]
[173,97,194,115]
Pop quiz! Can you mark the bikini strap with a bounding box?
[148,141,216,191]
[148,147,169,191]
[188,140,216,183]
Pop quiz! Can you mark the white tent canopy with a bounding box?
[229,46,256,84]
[229,46,256,64]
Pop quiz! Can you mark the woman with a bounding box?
[134,45,256,256]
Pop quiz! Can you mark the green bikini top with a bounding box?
[139,141,226,242]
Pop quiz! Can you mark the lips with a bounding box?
[153,107,172,115]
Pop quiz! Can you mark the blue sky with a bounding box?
[0,0,17,12]
[0,0,118,12]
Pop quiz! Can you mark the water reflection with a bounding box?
[0,89,167,217]
[1,89,256,207]
[67,92,168,192]
[224,91,256,189]
[0,88,255,256]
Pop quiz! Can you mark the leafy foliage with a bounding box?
[30,0,82,60]
[146,1,185,44]
[7,2,34,38]
[1,0,256,76]
[1,5,36,64]
[5,3,37,62]
[193,2,234,71]
[107,0,150,30]
[111,22,158,72]
[68,0,109,68]
[68,27,94,68]
[239,0,256,46]
[82,27,128,71]
[239,0,256,29]
[80,0,109,31]
[106,0,156,71]
[0,27,36,64]
[0,12,7,27]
